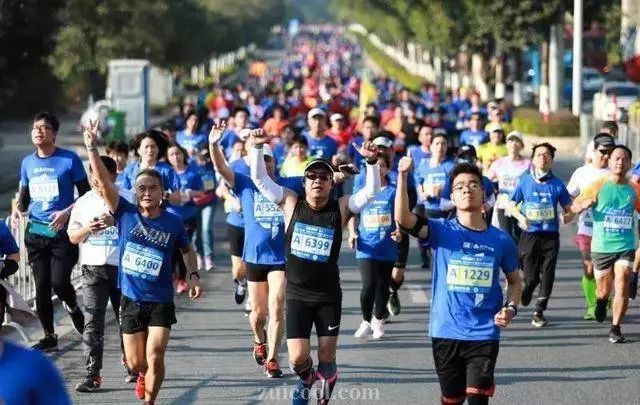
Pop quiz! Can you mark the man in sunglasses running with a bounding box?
[250,129,380,404]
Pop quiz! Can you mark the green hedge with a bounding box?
[352,32,423,92]
[512,107,579,138]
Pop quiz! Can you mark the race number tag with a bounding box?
[254,193,283,229]
[446,252,494,294]
[525,203,555,222]
[121,242,163,281]
[290,222,334,262]
[499,175,518,193]
[603,210,633,233]
[88,226,118,246]
[362,206,392,230]
[29,175,59,201]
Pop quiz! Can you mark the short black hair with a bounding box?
[33,111,60,132]
[167,142,189,166]
[130,129,169,160]
[290,134,308,148]
[611,144,632,160]
[449,163,484,187]
[106,140,129,155]
[531,142,556,159]
[602,120,619,134]
[233,107,250,117]
[362,115,380,127]
[89,155,117,175]
[135,168,164,190]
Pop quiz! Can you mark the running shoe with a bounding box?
[291,373,316,405]
[135,373,146,400]
[520,284,533,307]
[196,254,205,272]
[75,374,102,393]
[387,291,401,316]
[234,279,247,304]
[531,311,547,328]
[595,299,607,323]
[371,317,385,339]
[353,320,372,339]
[253,330,267,365]
[64,303,85,335]
[205,257,216,272]
[265,358,283,378]
[121,357,138,383]
[176,279,188,294]
[244,297,252,316]
[609,325,626,344]
[583,310,596,321]
[32,333,58,352]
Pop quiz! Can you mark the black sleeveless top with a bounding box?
[285,198,343,302]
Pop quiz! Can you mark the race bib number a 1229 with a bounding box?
[446,252,494,294]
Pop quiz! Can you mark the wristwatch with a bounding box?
[189,271,200,281]
[504,303,518,316]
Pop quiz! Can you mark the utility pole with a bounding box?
[572,0,583,116]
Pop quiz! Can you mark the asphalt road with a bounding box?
[36,155,640,404]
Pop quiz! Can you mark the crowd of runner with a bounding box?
[1,26,639,405]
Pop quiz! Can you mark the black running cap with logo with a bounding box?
[594,133,615,148]
[304,159,334,174]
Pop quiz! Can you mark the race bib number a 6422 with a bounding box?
[290,222,334,262]
[446,252,494,294]
[121,242,163,281]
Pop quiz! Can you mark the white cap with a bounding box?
[330,113,344,122]
[307,108,327,120]
[373,136,393,148]
[506,131,523,143]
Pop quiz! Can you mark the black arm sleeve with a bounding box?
[397,214,429,238]
[75,178,91,197]
[17,186,30,213]
[0,259,19,279]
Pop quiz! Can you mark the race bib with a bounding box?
[581,209,593,229]
[499,176,518,193]
[290,222,334,262]
[424,173,446,187]
[604,211,633,233]
[525,203,555,222]
[29,176,59,201]
[202,174,215,191]
[121,242,163,281]
[88,226,118,246]
[446,252,494,294]
[362,206,392,230]
[254,193,283,231]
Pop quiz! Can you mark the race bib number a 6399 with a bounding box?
[290,222,334,262]
[121,242,163,281]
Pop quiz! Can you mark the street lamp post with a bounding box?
[572,0,583,116]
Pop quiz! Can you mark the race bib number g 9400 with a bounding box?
[29,176,59,201]
[525,203,555,222]
[290,222,334,262]
[121,242,164,281]
[446,252,494,294]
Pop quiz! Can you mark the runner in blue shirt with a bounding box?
[350,152,400,340]
[407,124,433,169]
[210,123,303,378]
[106,140,130,189]
[507,142,572,328]
[175,113,208,160]
[395,156,522,405]
[121,130,182,206]
[12,111,91,351]
[167,143,205,295]
[459,112,489,148]
[83,121,203,404]
[192,146,219,273]
[303,108,338,159]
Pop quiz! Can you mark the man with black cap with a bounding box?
[565,133,612,320]
[250,129,379,404]
[569,143,640,343]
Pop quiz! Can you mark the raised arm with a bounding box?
[394,156,429,239]
[342,141,381,221]
[250,130,299,224]
[84,121,120,213]
[208,121,235,187]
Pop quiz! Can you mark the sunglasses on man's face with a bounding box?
[597,147,612,155]
[305,172,332,182]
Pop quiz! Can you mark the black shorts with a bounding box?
[227,224,245,257]
[286,299,342,339]
[246,263,284,282]
[592,250,635,275]
[432,338,499,400]
[120,295,177,334]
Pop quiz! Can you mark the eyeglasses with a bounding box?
[452,181,482,192]
[305,172,332,182]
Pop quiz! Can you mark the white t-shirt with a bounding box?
[566,164,609,236]
[68,189,121,266]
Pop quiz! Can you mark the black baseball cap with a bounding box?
[593,133,615,148]
[458,145,477,162]
[304,159,334,174]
